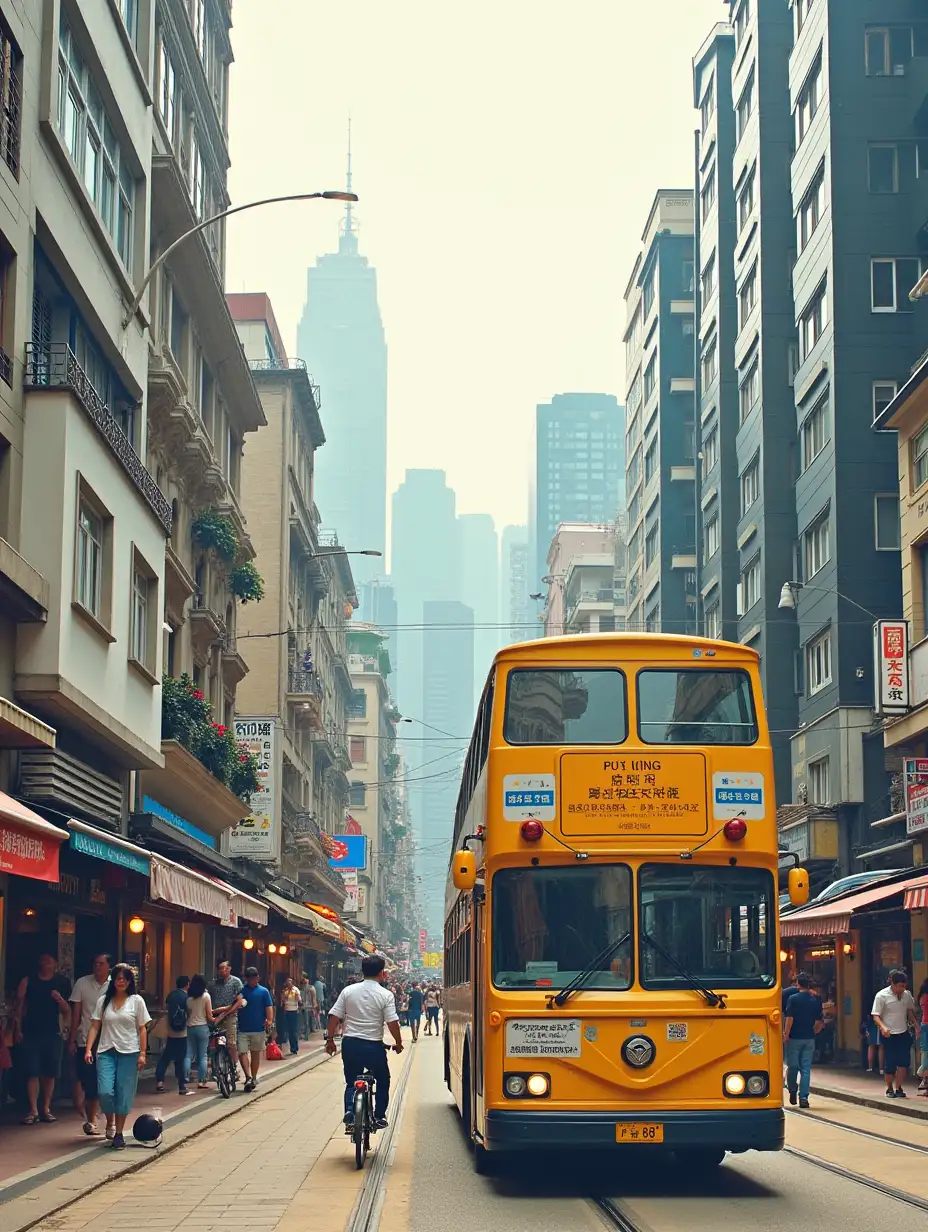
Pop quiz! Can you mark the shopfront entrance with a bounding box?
[860,909,912,1012]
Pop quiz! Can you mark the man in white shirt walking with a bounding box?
[325,956,403,1129]
[67,954,111,1136]
[872,968,919,1098]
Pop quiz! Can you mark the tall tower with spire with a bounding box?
[297,126,387,597]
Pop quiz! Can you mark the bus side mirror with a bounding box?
[788,867,809,907]
[453,850,477,892]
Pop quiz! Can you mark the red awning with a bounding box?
[0,791,68,882]
[781,872,928,937]
[904,874,928,911]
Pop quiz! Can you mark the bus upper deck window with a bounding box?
[636,669,758,745]
[503,669,627,745]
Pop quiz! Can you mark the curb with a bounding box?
[1,1045,330,1232]
[809,1081,928,1120]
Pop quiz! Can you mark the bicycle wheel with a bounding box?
[353,1089,368,1169]
[215,1048,233,1098]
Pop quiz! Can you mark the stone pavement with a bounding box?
[810,1063,928,1118]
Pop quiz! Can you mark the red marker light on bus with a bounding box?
[723,818,748,842]
[520,820,544,842]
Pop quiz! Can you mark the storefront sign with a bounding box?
[873,620,910,715]
[342,870,359,913]
[328,834,367,870]
[230,719,278,858]
[142,796,216,850]
[418,929,427,954]
[905,758,928,835]
[71,828,151,876]
[0,820,62,882]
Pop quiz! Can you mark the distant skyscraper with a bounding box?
[501,525,533,644]
[420,600,474,934]
[458,513,499,702]
[533,393,625,587]
[297,140,387,593]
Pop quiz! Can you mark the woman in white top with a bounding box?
[279,977,302,1055]
[185,973,214,1089]
[84,964,151,1150]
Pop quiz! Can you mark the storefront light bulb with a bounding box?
[23,908,36,918]
[779,949,789,964]
[279,945,288,955]
[243,938,255,950]
[268,943,278,954]
[128,916,145,935]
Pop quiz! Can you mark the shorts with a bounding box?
[21,1032,64,1080]
[73,1050,99,1099]
[238,1030,266,1054]
[865,1022,880,1048]
[215,1015,237,1047]
[883,1032,913,1073]
[427,1006,440,1022]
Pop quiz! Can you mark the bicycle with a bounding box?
[348,1044,398,1169]
[208,1021,237,1098]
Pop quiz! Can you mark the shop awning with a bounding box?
[781,871,928,937]
[150,856,237,926]
[261,888,340,937]
[206,875,268,926]
[0,791,68,881]
[68,820,151,876]
[904,874,928,910]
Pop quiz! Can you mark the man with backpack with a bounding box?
[156,976,190,1095]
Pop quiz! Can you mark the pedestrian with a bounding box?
[424,985,441,1035]
[917,977,928,1094]
[862,1013,885,1075]
[325,955,403,1130]
[279,977,302,1055]
[396,983,409,1028]
[84,963,151,1149]
[209,960,244,1077]
[156,976,190,1096]
[781,973,799,1013]
[185,974,213,1090]
[872,968,919,1098]
[783,971,823,1109]
[67,954,111,1135]
[14,952,71,1124]
[313,973,327,1019]
[299,973,314,1039]
[238,966,273,1093]
[407,982,423,1042]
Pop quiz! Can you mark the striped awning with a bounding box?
[781,870,928,937]
[904,874,928,910]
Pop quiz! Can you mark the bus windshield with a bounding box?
[638,865,775,989]
[492,865,632,990]
[503,669,627,745]
[636,668,758,744]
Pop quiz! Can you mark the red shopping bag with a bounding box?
[265,1039,283,1061]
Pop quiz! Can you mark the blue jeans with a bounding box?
[186,1024,210,1083]
[785,1038,815,1100]
[341,1036,390,1119]
[96,1049,140,1117]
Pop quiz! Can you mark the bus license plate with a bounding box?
[616,1122,663,1144]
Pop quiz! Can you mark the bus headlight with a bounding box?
[746,1074,768,1096]
[724,1073,746,1096]
[723,1071,768,1097]
[503,1072,550,1098]
[505,1075,526,1096]
[526,1073,549,1096]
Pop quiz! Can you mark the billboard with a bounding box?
[873,620,910,715]
[342,869,359,913]
[229,718,278,858]
[905,758,928,836]
[328,834,368,870]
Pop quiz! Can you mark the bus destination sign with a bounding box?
[558,752,708,837]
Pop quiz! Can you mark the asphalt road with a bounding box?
[377,1039,928,1232]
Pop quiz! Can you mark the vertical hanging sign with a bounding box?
[873,620,909,715]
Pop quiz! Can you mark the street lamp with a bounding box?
[121,189,359,331]
[777,580,878,620]
[310,548,381,559]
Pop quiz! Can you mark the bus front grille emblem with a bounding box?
[622,1035,655,1069]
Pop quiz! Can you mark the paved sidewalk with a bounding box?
[809,1063,928,1119]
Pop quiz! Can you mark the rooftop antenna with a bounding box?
[339,115,358,252]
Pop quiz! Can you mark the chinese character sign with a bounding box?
[418,929,427,954]
[229,719,279,858]
[905,758,928,836]
[873,621,910,715]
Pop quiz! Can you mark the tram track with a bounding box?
[783,1143,928,1211]
[784,1104,928,1155]
[592,1196,647,1232]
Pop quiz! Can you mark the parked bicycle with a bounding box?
[208,1022,236,1098]
[348,1043,399,1169]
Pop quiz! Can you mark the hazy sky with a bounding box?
[225,1,725,533]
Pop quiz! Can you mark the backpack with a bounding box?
[168,993,187,1033]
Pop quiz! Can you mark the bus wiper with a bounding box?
[640,931,727,1009]
[551,931,632,1009]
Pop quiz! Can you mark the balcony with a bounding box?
[141,740,247,839]
[25,344,171,533]
[189,592,227,656]
[0,536,48,623]
[221,632,248,689]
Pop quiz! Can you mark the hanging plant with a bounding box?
[160,675,259,803]
[191,509,238,563]
[230,560,265,604]
[161,673,211,746]
[230,742,261,799]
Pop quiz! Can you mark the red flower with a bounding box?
[191,689,204,700]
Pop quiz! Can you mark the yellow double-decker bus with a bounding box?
[443,633,808,1172]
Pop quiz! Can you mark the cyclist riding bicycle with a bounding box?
[325,955,403,1129]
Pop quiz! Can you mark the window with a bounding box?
[741,555,761,612]
[738,167,756,232]
[801,393,830,468]
[740,457,759,515]
[348,688,367,718]
[798,166,826,250]
[349,736,366,763]
[57,17,134,267]
[119,0,139,46]
[158,38,177,142]
[0,15,22,178]
[191,0,206,56]
[871,257,921,312]
[705,604,721,640]
[637,669,757,745]
[796,55,822,146]
[704,512,720,559]
[806,629,832,694]
[739,358,759,423]
[76,497,103,617]
[504,668,627,745]
[873,381,898,420]
[803,514,830,578]
[869,144,899,194]
[644,437,658,484]
[701,253,716,303]
[701,164,716,221]
[700,75,715,134]
[703,425,718,473]
[348,781,366,807]
[644,353,657,401]
[493,866,632,991]
[736,69,755,143]
[734,0,751,46]
[640,866,774,988]
[645,523,659,567]
[130,549,157,673]
[808,757,830,804]
[702,336,718,386]
[795,0,814,36]
[875,494,901,550]
[682,260,695,295]
[913,423,928,489]
[739,265,757,329]
[643,269,655,319]
[799,282,828,359]
[865,27,914,77]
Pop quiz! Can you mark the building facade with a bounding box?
[458,512,499,704]
[501,524,532,644]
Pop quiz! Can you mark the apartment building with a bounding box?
[541,522,622,637]
[623,191,697,635]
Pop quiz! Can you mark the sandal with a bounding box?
[83,1121,101,1136]
[20,1113,39,1125]
[38,1112,57,1123]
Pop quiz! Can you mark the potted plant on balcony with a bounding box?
[160,675,261,803]
[191,509,238,563]
[229,561,265,604]
[162,673,211,745]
